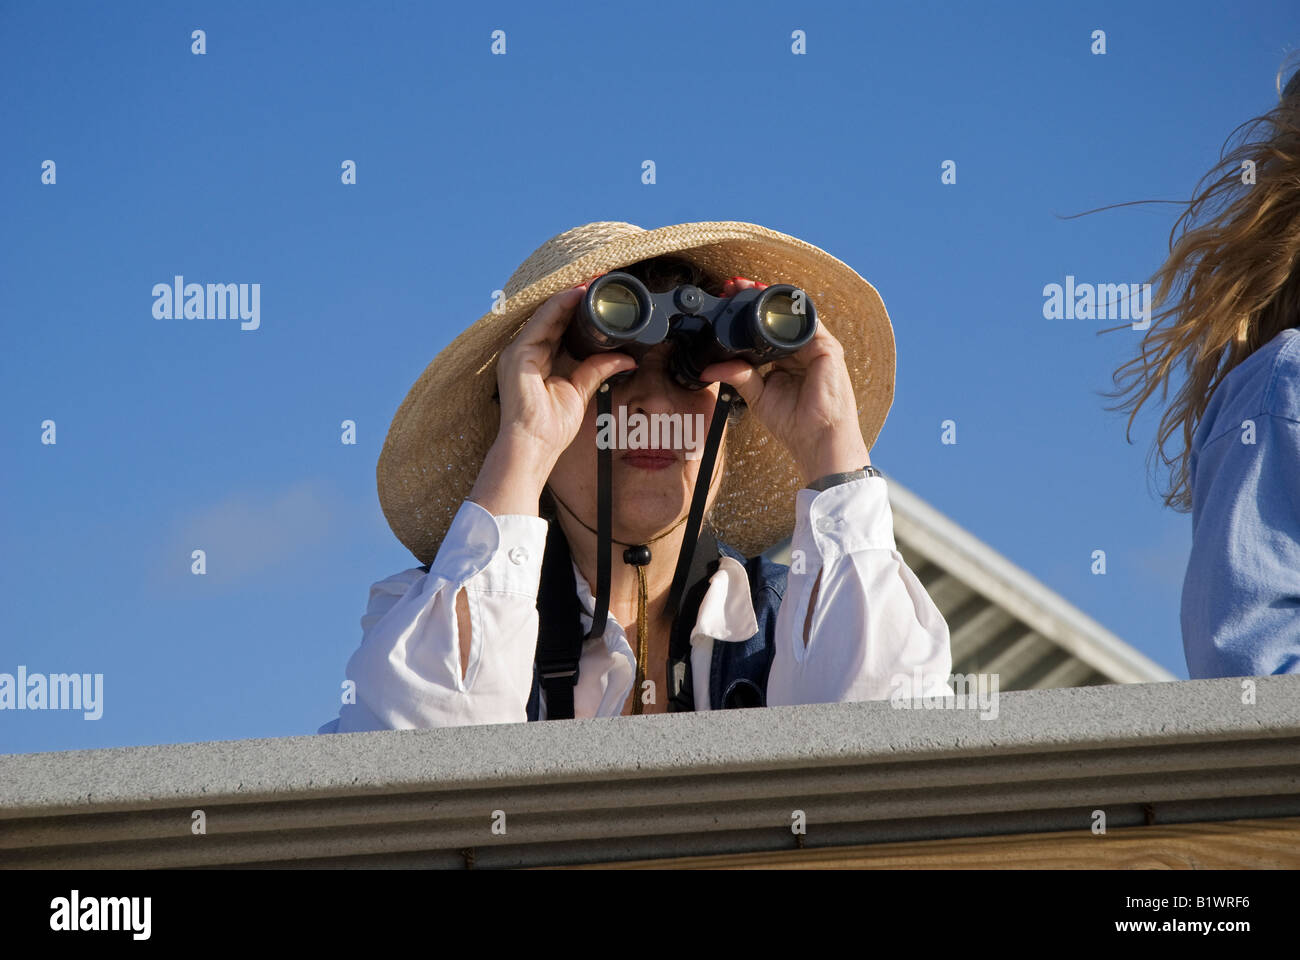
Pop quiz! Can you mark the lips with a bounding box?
[621,448,678,470]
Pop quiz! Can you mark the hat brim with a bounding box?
[377,221,895,564]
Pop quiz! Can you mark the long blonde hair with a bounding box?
[1108,63,1300,511]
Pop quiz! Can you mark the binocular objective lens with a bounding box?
[593,282,641,332]
[759,293,805,343]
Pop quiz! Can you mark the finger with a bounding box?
[699,359,765,408]
[790,321,842,364]
[698,358,749,383]
[808,319,840,348]
[762,320,834,374]
[506,285,589,381]
[513,285,588,350]
[561,351,638,408]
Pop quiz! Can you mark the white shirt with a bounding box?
[321,475,953,732]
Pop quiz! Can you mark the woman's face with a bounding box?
[547,341,727,545]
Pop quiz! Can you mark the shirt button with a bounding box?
[815,517,837,534]
[508,546,528,565]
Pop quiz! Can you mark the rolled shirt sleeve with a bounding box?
[331,499,549,731]
[766,476,954,705]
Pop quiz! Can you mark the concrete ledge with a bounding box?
[1,677,1297,867]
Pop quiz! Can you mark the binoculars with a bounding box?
[563,271,818,389]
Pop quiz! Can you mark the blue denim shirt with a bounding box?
[1182,325,1300,677]
[525,539,788,719]
[702,542,788,710]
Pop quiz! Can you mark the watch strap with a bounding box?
[808,464,881,492]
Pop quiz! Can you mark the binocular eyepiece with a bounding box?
[562,271,818,389]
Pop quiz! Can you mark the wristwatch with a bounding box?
[807,464,882,492]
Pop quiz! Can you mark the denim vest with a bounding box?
[524,537,789,719]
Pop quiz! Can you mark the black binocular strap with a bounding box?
[588,383,613,642]
[662,387,735,619]
[534,383,610,720]
[421,381,737,721]
[664,523,720,713]
[535,508,723,720]
[534,509,585,721]
[534,381,735,721]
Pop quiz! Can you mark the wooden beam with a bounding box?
[559,817,1300,869]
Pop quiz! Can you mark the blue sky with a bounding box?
[3,0,1297,753]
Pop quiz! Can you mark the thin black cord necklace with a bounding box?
[545,484,688,715]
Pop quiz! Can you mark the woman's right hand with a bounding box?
[468,284,637,516]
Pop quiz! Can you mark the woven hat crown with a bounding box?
[503,222,647,299]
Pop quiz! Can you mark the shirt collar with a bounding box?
[570,556,758,649]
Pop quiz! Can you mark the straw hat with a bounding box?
[377,220,896,566]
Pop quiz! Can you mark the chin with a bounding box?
[614,499,688,542]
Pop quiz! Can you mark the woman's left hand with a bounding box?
[698,276,871,486]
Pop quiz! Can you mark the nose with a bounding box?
[616,343,678,416]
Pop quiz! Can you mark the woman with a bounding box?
[1110,68,1300,678]
[320,220,952,730]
